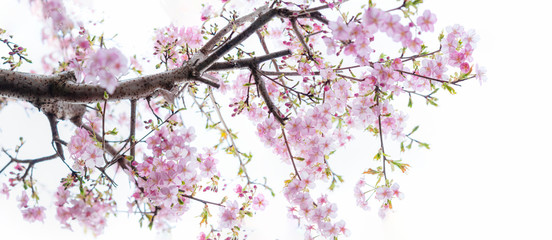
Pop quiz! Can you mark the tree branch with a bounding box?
[207,49,291,71]
[195,8,280,72]
[0,149,57,174]
[290,18,315,61]
[0,4,330,105]
[0,50,294,105]
[249,66,287,125]
[195,6,328,72]
[200,5,270,55]
[130,99,136,160]
[0,66,214,104]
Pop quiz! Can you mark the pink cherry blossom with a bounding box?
[1,183,9,199]
[447,24,465,38]
[375,186,392,201]
[391,183,405,200]
[181,27,203,48]
[475,64,487,84]
[363,8,386,33]
[381,13,401,36]
[321,36,338,55]
[416,10,437,32]
[84,48,128,94]
[42,0,73,33]
[460,62,471,73]
[378,204,390,219]
[252,194,268,211]
[298,62,312,76]
[18,191,29,209]
[22,206,47,223]
[201,4,214,21]
[328,17,350,41]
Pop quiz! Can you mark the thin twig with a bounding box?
[281,128,302,181]
[291,18,315,61]
[208,87,251,183]
[130,99,137,160]
[181,192,224,207]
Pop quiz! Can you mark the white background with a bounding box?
[1,0,552,239]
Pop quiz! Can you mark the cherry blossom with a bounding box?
[252,194,268,211]
[417,10,437,32]
[83,48,128,94]
[1,183,9,199]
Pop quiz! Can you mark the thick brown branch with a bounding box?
[250,66,286,125]
[200,5,270,55]
[195,8,280,72]
[0,66,219,104]
[196,6,328,72]
[0,50,294,104]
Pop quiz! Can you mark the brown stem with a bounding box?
[255,30,298,113]
[281,128,301,181]
[200,5,270,55]
[291,18,315,61]
[396,69,461,86]
[249,66,287,125]
[46,113,65,161]
[0,149,57,174]
[181,192,224,207]
[130,99,137,160]
[375,88,388,181]
[207,50,291,71]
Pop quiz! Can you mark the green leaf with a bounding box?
[410,126,419,135]
[418,142,430,149]
[426,97,438,106]
[329,179,337,191]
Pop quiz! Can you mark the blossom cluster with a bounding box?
[82,48,128,94]
[54,185,115,235]
[67,127,105,171]
[354,178,404,219]
[212,184,267,239]
[327,7,432,65]
[39,0,74,33]
[285,179,350,239]
[17,191,46,223]
[153,25,203,69]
